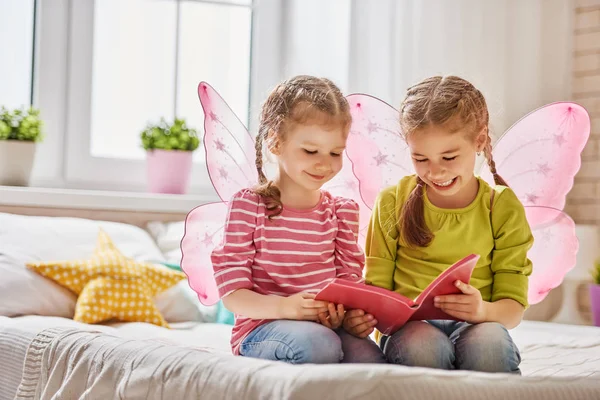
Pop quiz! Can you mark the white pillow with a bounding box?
[146,220,186,264]
[147,220,218,321]
[0,213,203,322]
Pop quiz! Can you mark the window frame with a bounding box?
[41,0,279,194]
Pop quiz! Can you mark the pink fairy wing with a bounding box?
[198,82,257,201]
[346,94,413,209]
[478,102,590,303]
[180,202,229,306]
[479,102,590,210]
[322,153,372,246]
[525,207,578,304]
[181,82,257,306]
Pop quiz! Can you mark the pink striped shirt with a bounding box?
[211,189,365,355]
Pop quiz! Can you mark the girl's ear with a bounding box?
[266,129,282,155]
[475,127,488,152]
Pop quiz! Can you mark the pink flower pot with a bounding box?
[590,283,600,327]
[146,149,193,194]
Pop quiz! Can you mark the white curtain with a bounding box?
[255,0,573,138]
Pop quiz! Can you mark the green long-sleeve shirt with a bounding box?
[365,175,533,308]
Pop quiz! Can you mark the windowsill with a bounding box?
[0,185,219,213]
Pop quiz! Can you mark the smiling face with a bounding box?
[273,120,347,196]
[407,123,486,207]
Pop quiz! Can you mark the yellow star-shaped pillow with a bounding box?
[27,229,186,328]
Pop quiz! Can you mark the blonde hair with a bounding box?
[399,75,507,248]
[253,75,351,216]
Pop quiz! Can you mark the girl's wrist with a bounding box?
[275,296,287,319]
[481,301,492,323]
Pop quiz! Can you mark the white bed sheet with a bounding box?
[1,316,599,400]
[0,316,232,400]
[511,320,600,377]
[1,315,232,351]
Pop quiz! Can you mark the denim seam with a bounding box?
[384,336,404,365]
[240,339,298,362]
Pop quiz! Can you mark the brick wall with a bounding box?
[557,0,600,325]
[566,0,600,224]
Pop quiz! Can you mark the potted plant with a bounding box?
[0,106,44,186]
[140,117,200,194]
[590,259,600,327]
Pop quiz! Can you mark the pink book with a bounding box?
[315,254,480,335]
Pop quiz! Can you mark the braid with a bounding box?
[255,127,268,185]
[482,132,508,187]
[400,176,434,247]
[252,127,283,217]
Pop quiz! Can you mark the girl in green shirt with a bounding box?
[342,76,533,374]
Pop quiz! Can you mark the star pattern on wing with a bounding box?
[201,232,214,247]
[209,111,219,122]
[345,179,358,192]
[525,193,539,204]
[366,120,379,135]
[537,163,551,176]
[215,138,226,152]
[553,133,566,147]
[218,167,229,180]
[539,229,553,243]
[374,151,388,166]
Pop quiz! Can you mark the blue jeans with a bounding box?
[381,320,521,374]
[240,320,386,364]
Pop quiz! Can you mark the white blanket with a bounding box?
[12,326,600,400]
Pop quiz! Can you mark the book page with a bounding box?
[414,254,479,304]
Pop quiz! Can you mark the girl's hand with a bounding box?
[318,303,345,330]
[434,280,488,324]
[342,309,377,338]
[278,293,329,321]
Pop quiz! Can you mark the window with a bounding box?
[90,0,252,161]
[0,0,36,109]
[35,0,352,193]
[64,0,253,192]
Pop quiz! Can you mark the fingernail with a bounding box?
[366,315,373,320]
[434,297,439,302]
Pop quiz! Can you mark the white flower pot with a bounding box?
[0,140,37,186]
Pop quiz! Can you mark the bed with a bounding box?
[1,203,599,400]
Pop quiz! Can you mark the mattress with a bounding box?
[511,320,600,377]
[1,316,599,400]
[0,316,233,400]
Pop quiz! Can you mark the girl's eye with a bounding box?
[414,159,428,163]
[304,149,317,155]
[443,156,457,161]
[330,152,342,157]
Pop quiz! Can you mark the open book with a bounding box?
[315,254,480,335]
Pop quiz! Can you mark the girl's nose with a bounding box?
[429,164,445,177]
[315,159,330,172]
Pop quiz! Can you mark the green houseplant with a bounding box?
[593,260,600,285]
[140,118,200,194]
[590,259,600,327]
[0,106,44,186]
[140,117,200,152]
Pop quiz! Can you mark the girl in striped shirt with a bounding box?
[211,75,386,364]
